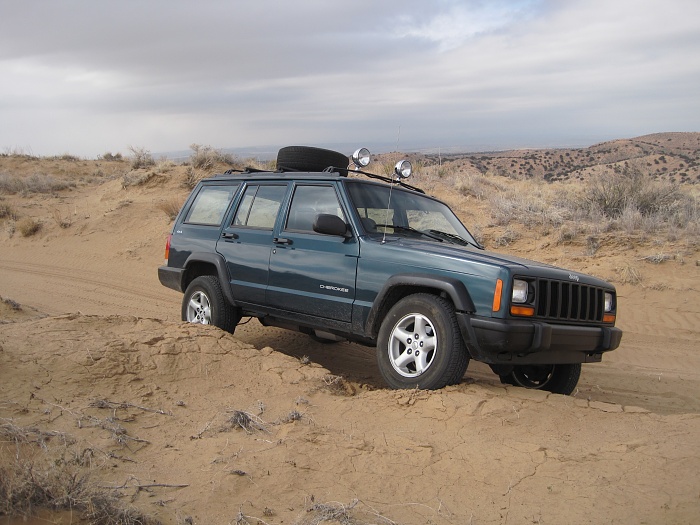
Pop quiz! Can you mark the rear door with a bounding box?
[267,182,359,321]
[216,183,288,305]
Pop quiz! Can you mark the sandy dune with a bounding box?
[1,158,699,524]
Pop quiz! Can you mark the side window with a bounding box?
[232,185,286,229]
[285,185,345,232]
[185,184,239,225]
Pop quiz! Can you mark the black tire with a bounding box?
[181,276,240,333]
[503,364,581,395]
[276,146,348,172]
[376,294,469,390]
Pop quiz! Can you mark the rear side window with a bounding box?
[232,185,286,229]
[185,184,239,225]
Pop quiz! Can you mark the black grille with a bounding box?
[534,278,605,323]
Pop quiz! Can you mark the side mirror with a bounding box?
[313,214,350,237]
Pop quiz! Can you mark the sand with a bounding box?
[1,162,699,524]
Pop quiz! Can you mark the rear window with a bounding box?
[185,184,239,225]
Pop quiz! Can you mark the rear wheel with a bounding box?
[500,364,581,395]
[182,276,240,333]
[377,294,469,390]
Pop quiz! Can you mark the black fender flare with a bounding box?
[365,273,476,336]
[183,252,237,306]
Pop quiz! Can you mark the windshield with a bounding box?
[346,182,481,248]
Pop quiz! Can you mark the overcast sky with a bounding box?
[1,0,699,157]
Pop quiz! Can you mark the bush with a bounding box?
[585,166,683,218]
[128,146,155,170]
[189,144,236,170]
[0,173,73,194]
[17,217,41,237]
[99,152,123,161]
[0,202,19,220]
[157,198,183,220]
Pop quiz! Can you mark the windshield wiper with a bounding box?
[429,229,483,249]
[377,225,446,243]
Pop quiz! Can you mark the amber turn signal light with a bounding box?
[603,313,616,323]
[510,305,535,317]
[492,279,503,312]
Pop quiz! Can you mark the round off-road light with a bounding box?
[352,147,371,168]
[394,160,412,179]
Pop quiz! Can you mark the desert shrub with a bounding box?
[0,202,19,220]
[128,146,155,170]
[52,208,72,228]
[189,144,236,170]
[183,166,206,189]
[121,171,160,188]
[17,217,41,237]
[489,190,567,229]
[584,166,683,218]
[99,152,123,161]
[0,173,73,194]
[156,198,182,220]
[455,172,505,199]
[0,446,158,524]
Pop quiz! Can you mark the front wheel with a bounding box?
[376,294,469,390]
[500,364,581,395]
[181,276,240,333]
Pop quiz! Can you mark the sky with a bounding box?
[1,0,699,158]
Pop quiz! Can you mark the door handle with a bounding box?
[273,237,292,245]
[222,232,238,240]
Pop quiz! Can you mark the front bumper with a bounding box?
[456,313,623,365]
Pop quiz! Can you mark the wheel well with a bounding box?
[183,261,219,290]
[372,286,453,337]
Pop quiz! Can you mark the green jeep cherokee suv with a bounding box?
[159,146,622,394]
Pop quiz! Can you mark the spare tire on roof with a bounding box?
[276,146,348,172]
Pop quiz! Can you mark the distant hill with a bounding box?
[424,132,700,184]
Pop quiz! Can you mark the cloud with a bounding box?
[0,0,698,156]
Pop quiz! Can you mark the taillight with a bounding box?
[164,235,171,265]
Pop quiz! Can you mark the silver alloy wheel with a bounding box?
[186,291,212,324]
[387,312,438,377]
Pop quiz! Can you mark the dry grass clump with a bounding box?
[225,409,269,434]
[2,296,22,311]
[99,152,123,161]
[17,217,41,237]
[0,202,19,220]
[618,263,643,284]
[0,173,74,194]
[320,375,356,396]
[0,422,159,525]
[189,144,236,170]
[455,172,505,199]
[128,146,155,170]
[157,198,183,220]
[52,208,72,228]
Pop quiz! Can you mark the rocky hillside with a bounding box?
[425,132,700,184]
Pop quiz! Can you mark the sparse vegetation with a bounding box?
[128,146,155,170]
[0,202,19,220]
[0,173,74,194]
[99,152,123,161]
[0,422,160,525]
[189,143,236,170]
[156,198,183,220]
[17,217,41,237]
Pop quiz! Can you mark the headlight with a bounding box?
[604,292,614,312]
[512,279,529,304]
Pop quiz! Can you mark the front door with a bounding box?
[267,183,359,322]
